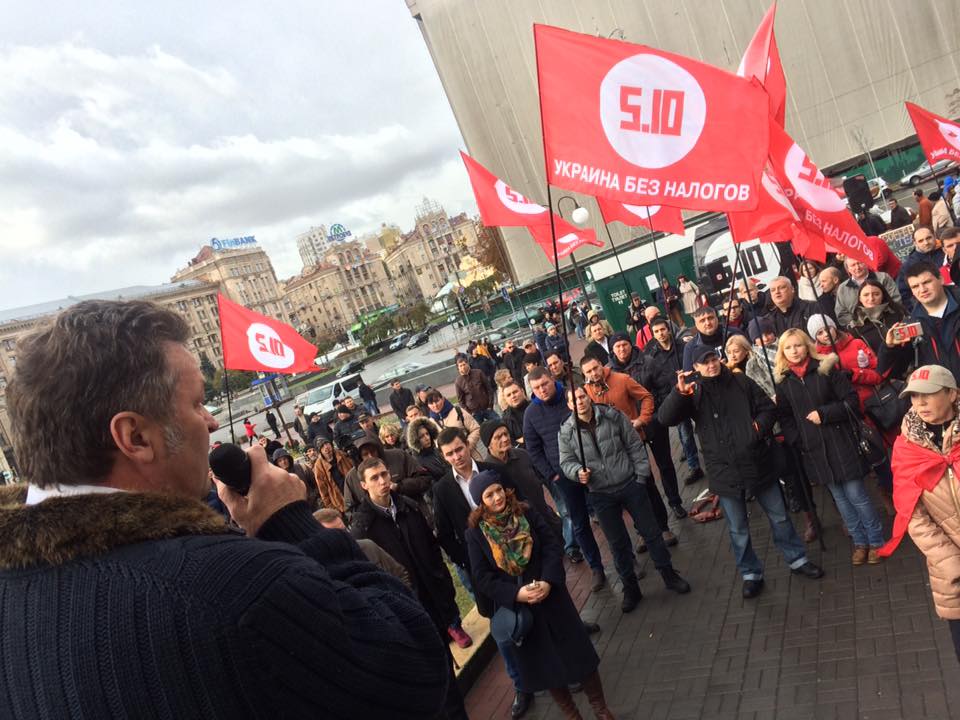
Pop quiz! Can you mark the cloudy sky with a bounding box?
[0,0,475,310]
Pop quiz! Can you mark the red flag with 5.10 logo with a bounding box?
[766,120,877,269]
[218,294,318,374]
[535,24,768,212]
[460,151,552,227]
[906,102,960,167]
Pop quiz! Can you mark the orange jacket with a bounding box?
[583,367,654,427]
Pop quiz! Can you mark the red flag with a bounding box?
[767,120,877,269]
[528,216,603,263]
[460,151,550,227]
[726,163,799,243]
[218,294,318,373]
[535,24,768,212]
[595,197,685,234]
[737,2,786,127]
[905,102,960,166]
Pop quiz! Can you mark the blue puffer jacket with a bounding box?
[523,382,571,481]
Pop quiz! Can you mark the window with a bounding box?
[1,339,14,351]
[197,309,207,319]
[193,338,203,349]
[177,301,188,312]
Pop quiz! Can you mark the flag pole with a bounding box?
[720,238,744,349]
[598,213,633,298]
[216,294,237,445]
[535,34,586,470]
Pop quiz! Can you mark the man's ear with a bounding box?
[110,411,160,465]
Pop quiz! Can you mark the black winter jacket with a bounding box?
[522,383,572,481]
[608,344,645,383]
[0,491,448,720]
[763,298,818,337]
[502,347,527,385]
[775,355,866,485]
[658,367,778,498]
[352,493,459,632]
[389,387,416,419]
[501,400,529,446]
[432,461,497,569]
[641,339,684,405]
[878,285,960,382]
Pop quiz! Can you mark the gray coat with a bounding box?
[558,404,649,495]
[834,272,900,326]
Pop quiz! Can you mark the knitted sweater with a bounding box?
[0,488,448,719]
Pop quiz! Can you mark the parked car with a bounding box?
[898,159,958,187]
[203,404,222,416]
[336,359,365,378]
[406,330,429,348]
[388,333,410,352]
[295,373,363,425]
[375,362,425,389]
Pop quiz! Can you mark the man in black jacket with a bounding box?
[898,225,945,309]
[0,299,449,720]
[881,260,960,381]
[352,457,469,719]
[642,319,703,483]
[389,379,416,425]
[659,347,824,599]
[501,338,526,385]
[682,305,746,371]
[500,380,530,447]
[762,276,817,336]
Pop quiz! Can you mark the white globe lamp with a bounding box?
[570,206,590,226]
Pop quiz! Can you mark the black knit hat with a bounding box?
[479,419,508,450]
[609,331,631,347]
[469,469,514,506]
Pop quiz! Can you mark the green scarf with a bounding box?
[480,508,533,576]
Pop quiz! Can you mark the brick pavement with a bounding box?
[464,432,960,720]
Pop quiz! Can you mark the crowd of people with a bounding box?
[4,197,960,718]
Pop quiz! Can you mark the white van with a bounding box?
[295,373,362,424]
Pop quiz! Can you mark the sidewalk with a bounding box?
[465,433,960,720]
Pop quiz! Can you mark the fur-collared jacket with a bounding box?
[0,487,448,719]
[404,416,447,482]
[775,354,865,485]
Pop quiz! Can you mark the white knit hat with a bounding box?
[806,314,837,340]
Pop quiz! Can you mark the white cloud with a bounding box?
[0,2,474,309]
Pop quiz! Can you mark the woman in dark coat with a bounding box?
[774,329,886,565]
[847,279,907,362]
[405,416,448,483]
[466,472,613,719]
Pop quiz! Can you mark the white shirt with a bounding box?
[25,483,124,505]
[453,461,479,510]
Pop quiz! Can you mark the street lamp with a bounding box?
[555,195,592,304]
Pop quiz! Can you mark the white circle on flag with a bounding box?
[937,120,960,153]
[783,143,845,212]
[494,179,546,215]
[246,323,295,369]
[761,166,799,220]
[623,203,662,218]
[599,54,707,169]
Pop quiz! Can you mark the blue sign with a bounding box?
[211,235,257,251]
[327,223,352,242]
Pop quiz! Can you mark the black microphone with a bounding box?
[209,443,252,495]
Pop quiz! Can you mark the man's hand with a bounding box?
[577,468,591,485]
[214,445,306,537]
[884,323,911,348]
[805,410,822,425]
[676,370,697,395]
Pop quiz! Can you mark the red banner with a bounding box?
[767,120,877,269]
[727,163,799,243]
[460,151,550,227]
[535,24,768,212]
[527,216,603,263]
[218,294,318,374]
[906,102,960,166]
[737,2,786,127]
[595,197,685,235]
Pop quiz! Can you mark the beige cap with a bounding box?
[900,365,958,398]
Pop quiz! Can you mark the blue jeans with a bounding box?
[555,475,603,570]
[496,638,525,691]
[545,480,578,555]
[591,480,674,584]
[717,482,808,580]
[826,477,885,547]
[363,399,380,416]
[678,419,700,470]
[473,408,499,424]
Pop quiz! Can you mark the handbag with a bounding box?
[490,581,534,647]
[843,404,888,468]
[864,379,909,431]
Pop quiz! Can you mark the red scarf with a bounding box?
[788,359,810,378]
[877,435,960,556]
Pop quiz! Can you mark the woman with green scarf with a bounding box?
[466,471,613,719]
